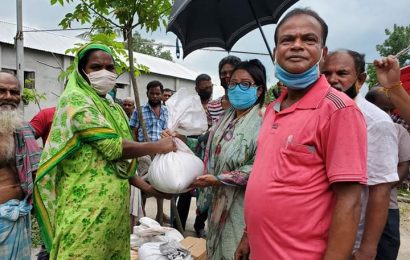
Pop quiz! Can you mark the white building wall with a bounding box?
[1,44,67,120]
[0,43,195,120]
[116,73,196,105]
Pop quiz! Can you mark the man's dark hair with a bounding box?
[274,8,328,47]
[163,88,174,93]
[346,50,366,75]
[365,87,383,104]
[329,50,366,75]
[218,55,241,75]
[195,74,211,86]
[146,80,164,92]
[231,59,267,108]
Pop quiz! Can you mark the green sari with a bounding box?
[34,44,137,259]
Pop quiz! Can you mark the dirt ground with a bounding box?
[31,198,410,259]
[147,199,410,259]
[398,202,410,259]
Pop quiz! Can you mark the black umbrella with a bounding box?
[167,0,299,62]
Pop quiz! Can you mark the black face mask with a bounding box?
[198,90,212,101]
[220,77,230,89]
[344,82,358,99]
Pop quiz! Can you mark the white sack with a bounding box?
[138,242,169,260]
[165,88,208,136]
[131,217,184,249]
[147,138,203,193]
[147,88,207,193]
[138,242,192,260]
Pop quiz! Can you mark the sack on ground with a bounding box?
[138,242,192,260]
[131,217,184,250]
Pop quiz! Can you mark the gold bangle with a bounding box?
[384,82,402,90]
[382,82,403,97]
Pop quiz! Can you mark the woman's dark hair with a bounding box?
[218,55,241,75]
[231,59,267,108]
[78,49,114,82]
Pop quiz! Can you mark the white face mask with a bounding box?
[86,69,117,96]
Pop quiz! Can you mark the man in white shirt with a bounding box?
[365,86,410,259]
[322,49,399,259]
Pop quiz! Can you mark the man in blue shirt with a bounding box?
[129,80,169,223]
[130,80,169,142]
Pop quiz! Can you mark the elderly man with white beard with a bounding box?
[0,71,41,260]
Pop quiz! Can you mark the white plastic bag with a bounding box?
[147,88,207,193]
[138,242,169,260]
[147,138,203,193]
[130,217,184,249]
[165,88,208,136]
[138,242,192,260]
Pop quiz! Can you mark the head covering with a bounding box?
[78,43,113,61]
[33,43,136,251]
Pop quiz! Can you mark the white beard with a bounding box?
[0,108,23,134]
[0,108,21,165]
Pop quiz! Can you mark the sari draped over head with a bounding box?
[198,105,262,259]
[33,43,137,252]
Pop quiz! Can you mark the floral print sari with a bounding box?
[198,105,262,259]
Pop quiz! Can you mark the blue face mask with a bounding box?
[228,85,258,110]
[274,54,322,90]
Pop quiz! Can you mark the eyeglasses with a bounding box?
[227,81,256,90]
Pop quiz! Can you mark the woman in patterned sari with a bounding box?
[33,43,174,259]
[192,60,267,259]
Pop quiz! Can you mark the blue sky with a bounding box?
[0,0,409,97]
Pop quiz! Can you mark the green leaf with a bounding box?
[368,23,410,85]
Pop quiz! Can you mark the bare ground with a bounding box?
[398,201,410,259]
[31,198,410,259]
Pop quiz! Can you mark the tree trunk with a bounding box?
[126,26,150,142]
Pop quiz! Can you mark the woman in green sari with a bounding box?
[34,43,174,259]
[192,60,267,259]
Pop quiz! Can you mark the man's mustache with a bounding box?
[331,84,344,91]
[0,102,18,108]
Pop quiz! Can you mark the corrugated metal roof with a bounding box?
[0,20,198,80]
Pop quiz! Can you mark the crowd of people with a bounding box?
[1,6,410,260]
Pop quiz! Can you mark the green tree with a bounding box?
[58,32,149,81]
[130,31,172,61]
[51,0,172,141]
[22,79,46,111]
[367,24,410,87]
[366,65,378,89]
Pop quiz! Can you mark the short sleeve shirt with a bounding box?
[244,76,367,259]
[207,98,225,126]
[129,104,168,142]
[390,124,410,209]
[353,95,399,249]
[29,107,56,145]
[355,95,399,185]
